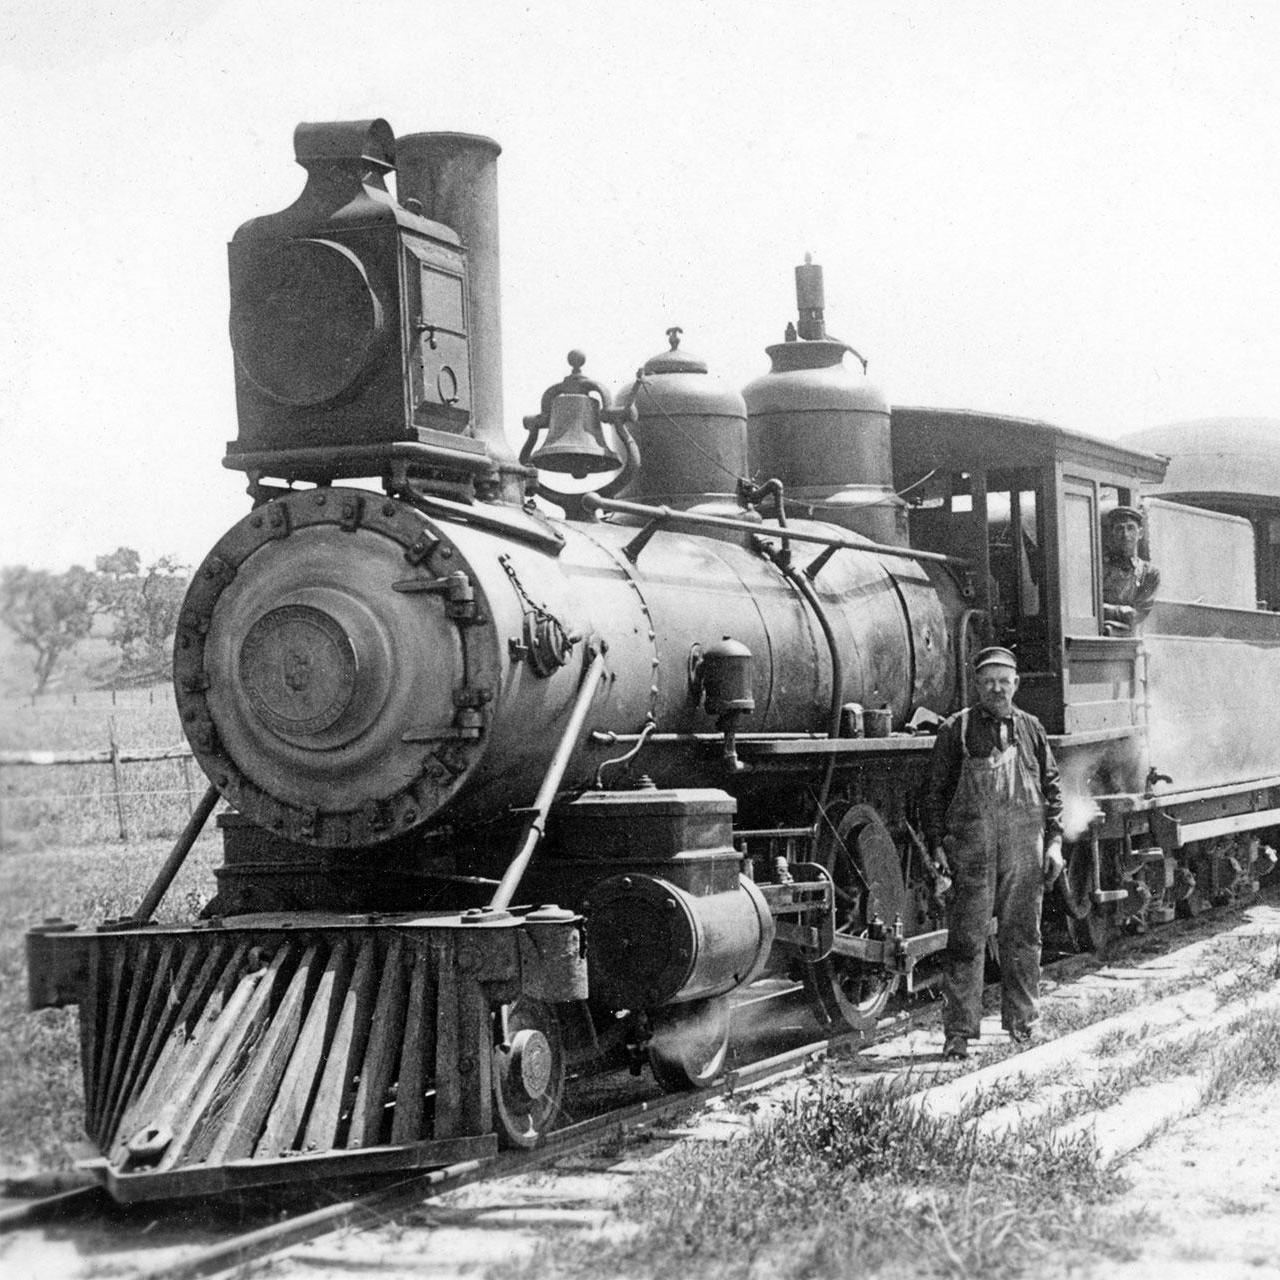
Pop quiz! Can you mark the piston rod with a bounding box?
[490,645,609,911]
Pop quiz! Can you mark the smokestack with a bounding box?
[394,133,512,462]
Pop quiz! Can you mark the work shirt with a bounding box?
[1102,553,1160,619]
[924,705,1063,847]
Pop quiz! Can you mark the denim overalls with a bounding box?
[941,707,1047,1039]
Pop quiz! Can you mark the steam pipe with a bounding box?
[489,645,609,911]
[582,493,968,568]
[395,132,512,463]
[740,477,791,564]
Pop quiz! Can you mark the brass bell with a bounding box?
[530,393,621,478]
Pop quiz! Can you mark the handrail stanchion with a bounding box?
[489,645,608,912]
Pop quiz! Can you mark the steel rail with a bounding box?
[123,1025,874,1280]
[8,897,1258,1277]
[0,1184,106,1231]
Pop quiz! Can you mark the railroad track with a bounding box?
[0,997,855,1280]
[2,895,1268,1280]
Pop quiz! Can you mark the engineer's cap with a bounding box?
[974,646,1018,672]
[1103,504,1143,526]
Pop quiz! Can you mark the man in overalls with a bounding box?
[925,646,1064,1060]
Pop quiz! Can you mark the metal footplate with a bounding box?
[26,910,584,1202]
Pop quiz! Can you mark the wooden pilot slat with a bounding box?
[459,977,492,1136]
[96,940,155,1145]
[164,951,283,1168]
[101,940,177,1146]
[110,939,231,1163]
[431,943,460,1140]
[79,941,104,1134]
[104,939,197,1150]
[348,937,407,1149]
[302,935,379,1153]
[390,944,434,1144]
[131,941,253,1169]
[90,943,131,1141]
[254,940,350,1158]
[204,942,315,1164]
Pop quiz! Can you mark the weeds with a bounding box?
[502,1079,1130,1280]
[1039,987,1144,1038]
[1202,1015,1280,1105]
[1212,943,1280,1006]
[1092,1024,1144,1058]
[953,1072,1050,1124]
[0,833,220,1173]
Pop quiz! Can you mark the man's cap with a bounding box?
[975,646,1018,672]
[1103,504,1144,526]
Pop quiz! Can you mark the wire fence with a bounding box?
[2,686,170,713]
[0,737,206,849]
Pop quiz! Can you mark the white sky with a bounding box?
[1,1,1278,571]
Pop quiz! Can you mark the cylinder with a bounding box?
[584,873,774,1008]
[395,133,510,462]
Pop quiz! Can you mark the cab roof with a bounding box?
[893,406,1168,482]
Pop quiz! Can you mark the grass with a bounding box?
[1203,1012,1280,1104]
[500,1077,1135,1280]
[493,910,1280,1280]
[0,833,220,1176]
[0,686,199,850]
[0,681,218,1172]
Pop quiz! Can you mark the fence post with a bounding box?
[181,754,195,815]
[108,717,128,841]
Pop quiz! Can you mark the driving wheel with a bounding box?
[801,804,900,1034]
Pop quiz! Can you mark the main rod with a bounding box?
[580,493,969,568]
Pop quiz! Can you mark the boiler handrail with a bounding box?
[579,493,969,568]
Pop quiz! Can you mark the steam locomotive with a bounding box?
[27,118,1280,1202]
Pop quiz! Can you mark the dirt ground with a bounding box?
[7,907,1280,1279]
[1093,1083,1280,1279]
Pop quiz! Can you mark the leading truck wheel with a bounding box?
[648,996,732,1092]
[492,1000,566,1148]
[801,806,900,1034]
